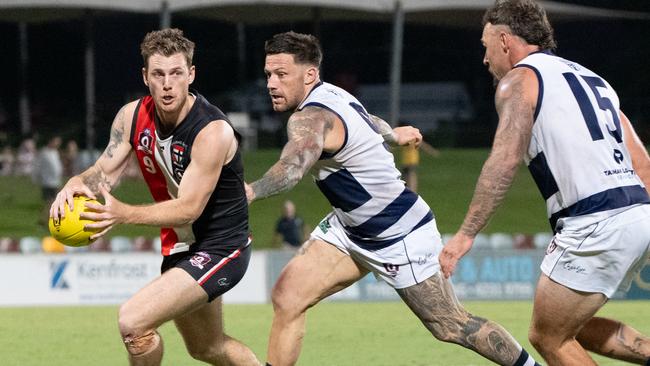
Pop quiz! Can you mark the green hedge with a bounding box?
[0,149,549,248]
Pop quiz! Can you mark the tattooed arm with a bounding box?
[368,114,422,147]
[248,106,334,202]
[50,102,136,219]
[439,67,537,277]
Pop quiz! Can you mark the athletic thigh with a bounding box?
[272,239,368,308]
[174,296,226,349]
[531,274,607,339]
[120,268,208,332]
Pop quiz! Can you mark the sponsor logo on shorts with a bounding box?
[217,278,230,287]
[546,239,557,255]
[416,253,435,265]
[190,252,211,270]
[383,263,400,278]
[563,261,587,275]
[318,219,331,234]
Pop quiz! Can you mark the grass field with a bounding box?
[0,148,549,248]
[0,300,648,365]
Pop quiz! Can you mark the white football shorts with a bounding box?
[541,204,650,298]
[310,213,443,289]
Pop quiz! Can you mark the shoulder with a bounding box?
[496,67,538,109]
[196,119,234,145]
[289,106,336,127]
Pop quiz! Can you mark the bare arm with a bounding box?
[459,70,535,237]
[50,102,135,218]
[439,67,537,277]
[621,111,650,191]
[85,120,233,235]
[369,114,423,147]
[249,106,334,202]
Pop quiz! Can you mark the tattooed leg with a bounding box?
[577,317,650,364]
[397,273,526,365]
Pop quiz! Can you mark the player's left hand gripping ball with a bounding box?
[48,196,100,247]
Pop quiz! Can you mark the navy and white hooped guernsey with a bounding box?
[299,82,433,250]
[516,52,650,231]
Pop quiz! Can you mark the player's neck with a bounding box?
[297,78,322,109]
[157,93,195,131]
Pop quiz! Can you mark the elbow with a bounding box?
[286,172,303,191]
[179,204,204,226]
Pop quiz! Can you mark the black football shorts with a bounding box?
[161,243,251,302]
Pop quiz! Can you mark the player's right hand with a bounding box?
[392,126,422,147]
[439,232,474,278]
[50,176,97,220]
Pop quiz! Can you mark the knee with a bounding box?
[186,342,226,363]
[528,324,551,354]
[122,330,161,357]
[423,313,470,344]
[118,302,157,340]
[270,280,312,318]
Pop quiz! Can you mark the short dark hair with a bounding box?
[264,31,323,67]
[140,28,195,69]
[483,0,557,50]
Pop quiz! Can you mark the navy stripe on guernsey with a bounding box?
[343,188,434,250]
[528,152,559,200]
[550,185,650,230]
[514,64,544,121]
[302,101,349,160]
[348,211,434,250]
[315,168,372,212]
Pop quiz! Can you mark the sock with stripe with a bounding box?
[512,347,541,366]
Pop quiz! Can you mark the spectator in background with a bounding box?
[34,135,63,225]
[399,139,439,193]
[15,137,36,176]
[0,145,14,176]
[273,200,308,251]
[61,140,80,178]
[35,136,63,202]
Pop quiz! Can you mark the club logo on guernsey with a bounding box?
[171,141,188,180]
[190,252,211,270]
[137,128,154,155]
[383,263,400,278]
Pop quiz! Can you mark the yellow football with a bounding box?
[48,196,101,247]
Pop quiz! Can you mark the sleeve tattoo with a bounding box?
[369,114,396,144]
[81,106,127,194]
[460,75,533,237]
[250,107,333,200]
[104,106,125,159]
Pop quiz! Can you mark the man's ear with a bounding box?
[189,65,195,84]
[142,67,149,87]
[304,66,319,85]
[500,32,510,53]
